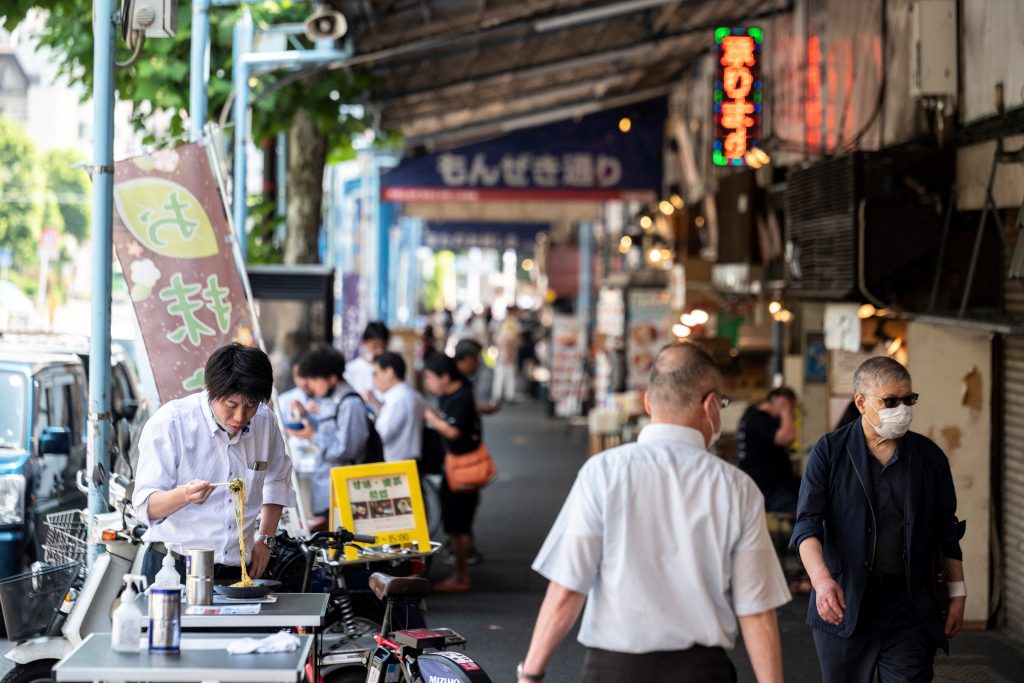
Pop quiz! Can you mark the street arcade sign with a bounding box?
[112,143,256,402]
[382,99,666,202]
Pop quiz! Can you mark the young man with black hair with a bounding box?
[287,346,379,521]
[132,343,296,584]
[369,352,423,462]
[422,352,482,592]
[345,321,390,399]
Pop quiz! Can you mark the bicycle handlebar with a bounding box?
[299,527,377,548]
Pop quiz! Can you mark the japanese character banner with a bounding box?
[112,143,256,402]
[382,98,666,202]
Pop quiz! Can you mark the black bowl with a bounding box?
[213,579,282,599]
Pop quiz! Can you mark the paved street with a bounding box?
[5,401,1024,681]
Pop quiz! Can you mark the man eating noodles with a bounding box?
[132,343,296,584]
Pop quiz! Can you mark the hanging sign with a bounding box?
[329,460,431,560]
[713,27,764,166]
[423,221,546,251]
[111,143,257,401]
[382,99,665,201]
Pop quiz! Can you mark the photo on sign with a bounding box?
[329,460,433,559]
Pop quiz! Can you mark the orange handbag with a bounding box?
[444,443,497,491]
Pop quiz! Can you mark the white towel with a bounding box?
[226,630,300,655]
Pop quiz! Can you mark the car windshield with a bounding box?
[0,371,27,449]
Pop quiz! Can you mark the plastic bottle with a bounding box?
[154,552,182,587]
[111,576,145,653]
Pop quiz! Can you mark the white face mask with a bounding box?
[867,403,912,440]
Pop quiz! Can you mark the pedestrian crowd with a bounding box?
[130,316,965,682]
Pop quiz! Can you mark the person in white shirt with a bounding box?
[132,343,296,584]
[344,321,389,400]
[367,352,423,462]
[517,342,790,683]
[276,356,314,418]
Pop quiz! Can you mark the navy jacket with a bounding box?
[791,420,965,650]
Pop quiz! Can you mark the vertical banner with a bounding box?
[112,143,256,402]
[627,288,672,390]
[549,314,586,417]
[713,27,764,166]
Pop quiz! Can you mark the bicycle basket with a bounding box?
[42,509,88,569]
[0,562,80,641]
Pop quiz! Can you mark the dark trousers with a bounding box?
[813,576,937,683]
[141,546,242,586]
[581,645,736,683]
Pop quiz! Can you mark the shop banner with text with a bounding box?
[382,98,666,202]
[112,143,256,402]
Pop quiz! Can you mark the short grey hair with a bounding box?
[648,342,721,410]
[853,356,911,395]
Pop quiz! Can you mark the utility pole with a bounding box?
[87,0,116,565]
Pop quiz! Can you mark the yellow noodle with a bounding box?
[228,478,254,588]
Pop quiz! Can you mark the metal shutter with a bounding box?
[1004,277,1024,634]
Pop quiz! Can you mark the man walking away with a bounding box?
[517,342,789,683]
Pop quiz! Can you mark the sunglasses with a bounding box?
[702,390,732,410]
[865,393,919,409]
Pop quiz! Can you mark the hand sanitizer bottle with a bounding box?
[112,576,145,653]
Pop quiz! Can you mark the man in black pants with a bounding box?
[792,357,966,682]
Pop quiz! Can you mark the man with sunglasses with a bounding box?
[792,356,966,682]
[518,342,789,683]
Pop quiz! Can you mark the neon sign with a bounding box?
[713,27,763,166]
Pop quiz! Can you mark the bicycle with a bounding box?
[359,572,492,683]
[268,526,464,682]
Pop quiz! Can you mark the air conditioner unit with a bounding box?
[910,0,957,98]
[784,148,964,309]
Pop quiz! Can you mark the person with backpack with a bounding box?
[286,347,382,526]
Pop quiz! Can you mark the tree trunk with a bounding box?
[276,108,327,354]
[284,108,327,265]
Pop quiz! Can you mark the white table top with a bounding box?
[139,592,329,628]
[53,632,314,682]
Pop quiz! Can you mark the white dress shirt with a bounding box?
[533,423,790,653]
[132,391,296,564]
[343,355,375,398]
[375,382,423,462]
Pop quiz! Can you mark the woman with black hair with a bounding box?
[422,352,482,593]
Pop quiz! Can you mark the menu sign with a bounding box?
[111,143,256,401]
[329,460,431,559]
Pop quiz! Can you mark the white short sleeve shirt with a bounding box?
[532,423,790,653]
[132,391,297,564]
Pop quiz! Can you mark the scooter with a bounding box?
[1,470,146,683]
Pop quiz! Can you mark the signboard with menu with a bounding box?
[329,460,431,559]
[627,288,672,390]
[549,314,586,417]
[111,143,256,401]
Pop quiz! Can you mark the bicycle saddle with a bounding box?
[370,572,431,600]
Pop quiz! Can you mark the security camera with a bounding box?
[304,6,348,42]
